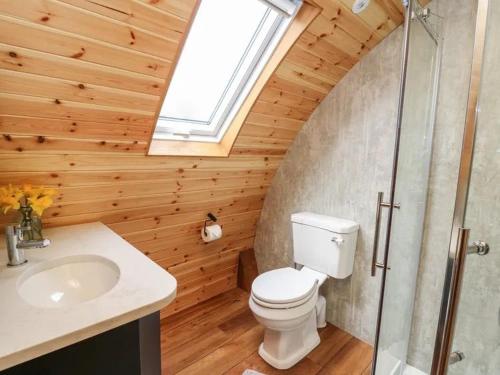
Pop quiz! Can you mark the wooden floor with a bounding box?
[161,288,373,375]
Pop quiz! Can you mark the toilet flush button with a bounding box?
[331,236,344,245]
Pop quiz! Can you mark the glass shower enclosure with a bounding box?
[434,0,499,373]
[370,0,442,374]
[371,0,498,374]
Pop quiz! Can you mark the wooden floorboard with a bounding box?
[161,288,373,375]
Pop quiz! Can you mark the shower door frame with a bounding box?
[371,0,443,373]
[370,2,412,370]
[430,0,490,374]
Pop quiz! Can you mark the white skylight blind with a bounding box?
[153,0,302,143]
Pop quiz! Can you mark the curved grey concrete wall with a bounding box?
[254,27,402,344]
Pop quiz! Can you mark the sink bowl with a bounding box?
[17,255,120,308]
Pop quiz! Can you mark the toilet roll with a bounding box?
[201,224,222,243]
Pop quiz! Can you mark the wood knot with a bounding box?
[37,136,46,143]
[2,134,12,141]
[8,51,17,58]
[71,47,85,59]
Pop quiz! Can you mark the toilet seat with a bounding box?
[251,267,318,309]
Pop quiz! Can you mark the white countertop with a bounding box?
[0,222,177,371]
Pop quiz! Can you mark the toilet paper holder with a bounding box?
[203,213,218,236]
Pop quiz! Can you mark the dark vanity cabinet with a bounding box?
[1,313,161,375]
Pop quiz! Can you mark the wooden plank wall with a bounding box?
[0,0,405,317]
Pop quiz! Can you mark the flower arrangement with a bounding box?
[0,184,57,240]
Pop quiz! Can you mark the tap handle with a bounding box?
[5,224,31,241]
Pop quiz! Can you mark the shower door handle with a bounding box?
[371,192,400,277]
[371,192,384,277]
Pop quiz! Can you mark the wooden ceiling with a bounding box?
[0,0,404,317]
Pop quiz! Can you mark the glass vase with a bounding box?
[19,205,43,241]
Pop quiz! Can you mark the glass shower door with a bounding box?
[372,0,442,374]
[445,1,499,373]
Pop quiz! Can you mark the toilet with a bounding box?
[249,212,359,369]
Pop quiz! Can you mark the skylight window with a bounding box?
[153,0,302,144]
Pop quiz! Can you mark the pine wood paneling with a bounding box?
[0,0,407,316]
[0,15,172,78]
[0,116,150,142]
[59,0,189,36]
[0,135,148,154]
[0,92,154,124]
[0,0,181,59]
[0,154,281,171]
[0,44,165,95]
[0,69,159,111]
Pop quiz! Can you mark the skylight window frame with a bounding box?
[147,0,319,157]
[153,0,300,143]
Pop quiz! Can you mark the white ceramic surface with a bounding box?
[17,255,120,308]
[292,213,359,279]
[0,222,177,371]
[251,267,316,304]
[249,292,320,369]
[251,213,358,369]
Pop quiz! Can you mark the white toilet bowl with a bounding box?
[249,267,327,369]
[250,213,360,369]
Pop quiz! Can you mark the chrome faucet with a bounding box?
[5,225,50,267]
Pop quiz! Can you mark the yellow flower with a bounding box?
[23,185,41,200]
[26,186,58,217]
[28,195,54,217]
[0,185,23,214]
[0,184,58,216]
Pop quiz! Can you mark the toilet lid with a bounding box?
[251,267,317,305]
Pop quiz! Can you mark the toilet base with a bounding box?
[257,311,320,370]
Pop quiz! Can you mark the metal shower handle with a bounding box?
[371,192,384,277]
[371,192,401,277]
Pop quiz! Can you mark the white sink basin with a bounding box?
[17,254,120,308]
